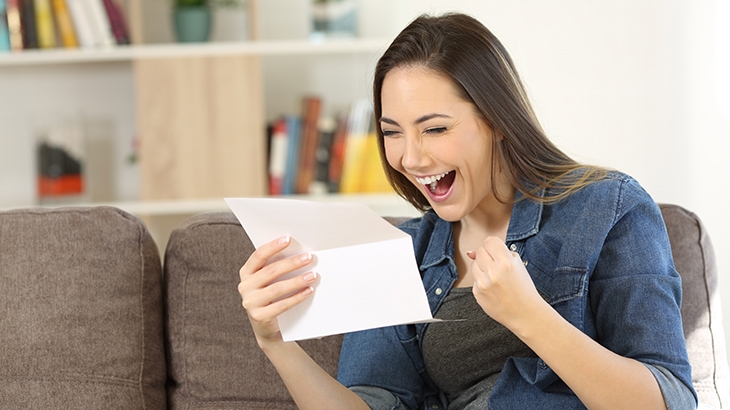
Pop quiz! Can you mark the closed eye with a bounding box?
[424,127,447,135]
[382,129,400,137]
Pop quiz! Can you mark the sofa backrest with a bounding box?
[661,204,730,408]
[0,206,167,409]
[2,203,727,409]
[163,211,342,410]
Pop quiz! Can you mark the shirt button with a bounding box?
[435,288,443,295]
[509,243,517,251]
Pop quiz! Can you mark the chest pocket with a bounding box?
[527,258,589,331]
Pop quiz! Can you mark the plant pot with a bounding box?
[174,6,212,43]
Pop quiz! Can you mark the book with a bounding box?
[267,118,288,196]
[0,0,11,51]
[295,96,322,194]
[82,0,114,47]
[327,112,349,192]
[310,116,336,194]
[101,0,127,44]
[65,0,94,47]
[6,0,23,50]
[51,0,78,47]
[339,98,372,193]
[360,117,391,193]
[18,0,36,49]
[34,0,57,48]
[281,115,301,195]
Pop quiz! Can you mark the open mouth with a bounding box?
[415,170,456,197]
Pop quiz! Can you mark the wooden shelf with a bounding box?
[0,38,391,67]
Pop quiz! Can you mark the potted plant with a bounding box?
[173,0,245,43]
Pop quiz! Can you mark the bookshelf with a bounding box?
[0,0,395,216]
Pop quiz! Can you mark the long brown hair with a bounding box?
[374,13,606,212]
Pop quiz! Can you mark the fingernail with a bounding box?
[466,250,476,259]
[303,271,317,282]
[299,252,312,262]
[278,235,290,245]
[302,286,314,296]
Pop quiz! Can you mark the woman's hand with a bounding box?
[238,235,318,347]
[467,236,547,335]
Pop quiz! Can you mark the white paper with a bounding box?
[225,197,436,341]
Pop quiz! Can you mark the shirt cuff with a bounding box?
[645,363,698,410]
[349,385,404,410]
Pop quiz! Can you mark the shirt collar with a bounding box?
[506,189,544,242]
[418,189,545,270]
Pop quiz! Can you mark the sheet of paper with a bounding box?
[225,197,436,342]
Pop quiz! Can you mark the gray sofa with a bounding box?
[0,204,728,409]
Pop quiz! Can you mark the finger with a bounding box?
[240,251,314,297]
[241,271,318,311]
[240,235,292,280]
[482,236,510,260]
[248,285,314,323]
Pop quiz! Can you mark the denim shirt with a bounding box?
[337,173,697,409]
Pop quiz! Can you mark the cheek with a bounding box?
[383,139,404,171]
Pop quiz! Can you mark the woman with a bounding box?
[238,13,696,409]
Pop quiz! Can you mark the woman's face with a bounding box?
[380,66,503,222]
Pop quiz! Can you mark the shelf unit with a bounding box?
[0,35,392,207]
[0,0,399,242]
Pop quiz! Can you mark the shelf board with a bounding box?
[0,38,392,67]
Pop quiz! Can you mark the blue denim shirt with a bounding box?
[337,173,697,409]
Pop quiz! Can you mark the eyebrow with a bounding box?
[379,113,452,127]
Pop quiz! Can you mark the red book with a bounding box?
[101,0,128,44]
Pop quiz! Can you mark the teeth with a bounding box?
[415,171,450,189]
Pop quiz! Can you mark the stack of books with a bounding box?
[1,0,129,52]
[267,97,393,196]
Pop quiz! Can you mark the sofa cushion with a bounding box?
[0,206,167,409]
[660,204,730,408]
[164,211,342,410]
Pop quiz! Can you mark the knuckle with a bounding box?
[248,310,263,322]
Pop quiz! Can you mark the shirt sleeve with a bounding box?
[337,325,431,410]
[588,177,697,404]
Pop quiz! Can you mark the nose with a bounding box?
[401,134,431,172]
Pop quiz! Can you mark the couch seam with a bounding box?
[693,208,722,407]
[181,234,192,410]
[137,218,148,410]
[0,374,141,388]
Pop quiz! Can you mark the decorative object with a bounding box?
[173,0,246,43]
[311,0,357,40]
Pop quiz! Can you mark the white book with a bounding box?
[82,0,114,47]
[65,0,95,48]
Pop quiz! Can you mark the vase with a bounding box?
[174,6,212,43]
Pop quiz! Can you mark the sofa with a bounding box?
[0,203,728,409]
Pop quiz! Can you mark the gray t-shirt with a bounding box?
[421,287,537,409]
